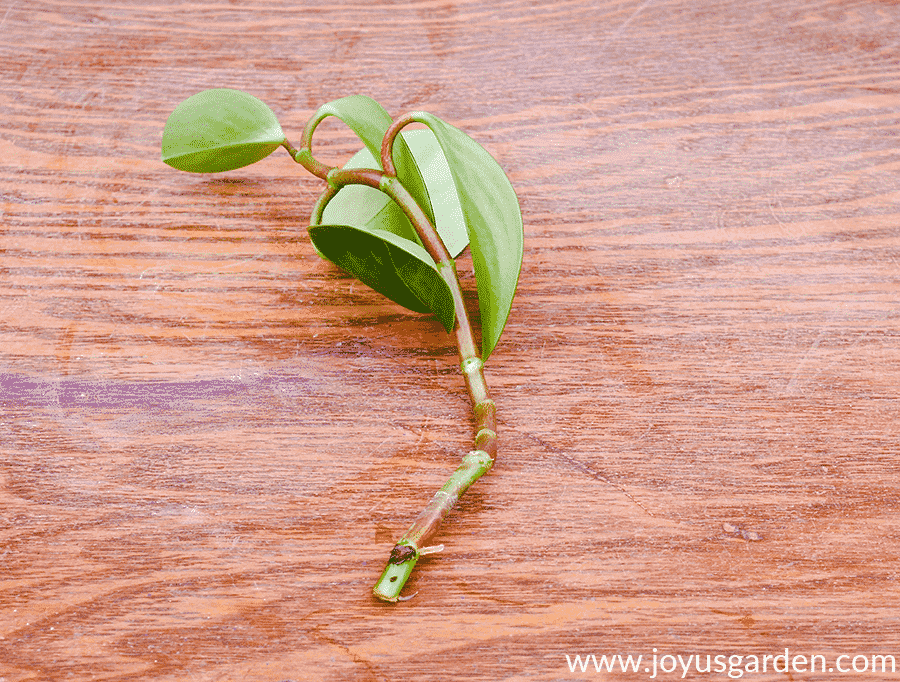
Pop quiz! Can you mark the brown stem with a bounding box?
[298,129,497,603]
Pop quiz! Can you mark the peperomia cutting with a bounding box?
[161,89,523,602]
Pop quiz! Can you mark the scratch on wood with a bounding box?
[0,2,16,30]
[600,0,655,50]
[525,433,656,517]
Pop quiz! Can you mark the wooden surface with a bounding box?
[2,1,899,680]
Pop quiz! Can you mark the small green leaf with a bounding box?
[310,96,436,229]
[309,223,456,332]
[162,89,284,173]
[409,113,524,360]
[322,129,469,258]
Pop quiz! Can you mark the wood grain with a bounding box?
[2,0,900,680]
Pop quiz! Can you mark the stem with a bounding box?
[293,117,499,602]
[369,185,496,602]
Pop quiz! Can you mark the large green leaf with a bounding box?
[310,96,435,229]
[308,223,456,332]
[410,113,524,360]
[322,129,469,258]
[161,89,284,173]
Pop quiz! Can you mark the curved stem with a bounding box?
[380,115,409,178]
[309,183,338,227]
[285,109,340,180]
[299,127,499,603]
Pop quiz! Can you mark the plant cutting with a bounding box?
[161,89,523,602]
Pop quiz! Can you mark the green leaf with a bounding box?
[162,89,284,173]
[409,113,524,360]
[308,223,456,332]
[310,96,436,229]
[322,129,469,258]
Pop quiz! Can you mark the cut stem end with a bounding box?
[372,543,419,602]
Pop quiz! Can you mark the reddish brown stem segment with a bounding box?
[290,120,498,603]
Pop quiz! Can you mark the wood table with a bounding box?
[2,1,899,680]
